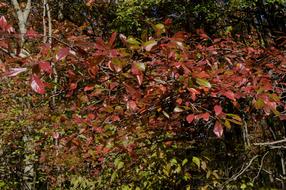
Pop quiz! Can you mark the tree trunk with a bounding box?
[11,0,31,48]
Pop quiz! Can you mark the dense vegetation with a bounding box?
[0,0,286,189]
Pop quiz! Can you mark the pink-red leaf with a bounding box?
[38,61,52,74]
[95,37,107,50]
[214,105,223,116]
[31,75,46,94]
[222,90,236,101]
[198,112,210,121]
[0,16,14,33]
[26,28,39,39]
[127,100,138,111]
[84,85,94,92]
[213,121,223,138]
[186,114,195,123]
[108,32,117,48]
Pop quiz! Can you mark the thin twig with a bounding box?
[253,138,286,146]
[252,151,269,183]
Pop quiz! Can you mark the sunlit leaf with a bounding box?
[192,156,200,168]
[127,37,141,45]
[196,78,211,88]
[182,158,188,166]
[143,40,157,52]
[31,74,46,94]
[213,121,223,138]
[162,111,170,118]
[6,67,27,77]
[174,106,184,113]
[56,47,70,61]
[226,114,242,122]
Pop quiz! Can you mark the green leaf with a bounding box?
[111,171,118,182]
[155,23,165,31]
[196,78,211,88]
[227,119,243,125]
[240,183,247,189]
[182,158,188,166]
[170,158,178,166]
[127,37,141,45]
[175,165,182,173]
[114,158,124,170]
[192,156,200,168]
[226,114,242,121]
[134,62,146,72]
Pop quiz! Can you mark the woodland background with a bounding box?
[0,0,286,189]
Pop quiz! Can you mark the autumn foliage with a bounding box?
[1,11,286,189]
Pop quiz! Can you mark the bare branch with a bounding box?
[219,155,259,190]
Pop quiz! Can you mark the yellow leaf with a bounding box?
[224,120,231,129]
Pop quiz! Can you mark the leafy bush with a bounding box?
[1,3,286,189]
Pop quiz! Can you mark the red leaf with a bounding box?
[186,114,195,123]
[193,71,210,78]
[214,105,223,116]
[111,115,120,122]
[87,113,95,120]
[56,47,70,61]
[102,147,110,154]
[26,28,39,39]
[84,85,94,91]
[95,37,107,50]
[213,121,223,138]
[0,16,14,33]
[31,75,47,94]
[127,100,138,111]
[123,82,141,99]
[108,32,117,48]
[164,18,172,26]
[38,61,52,74]
[6,67,27,77]
[280,114,286,120]
[176,98,183,105]
[69,83,77,90]
[188,88,200,101]
[198,112,210,121]
[0,3,8,8]
[222,90,236,101]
